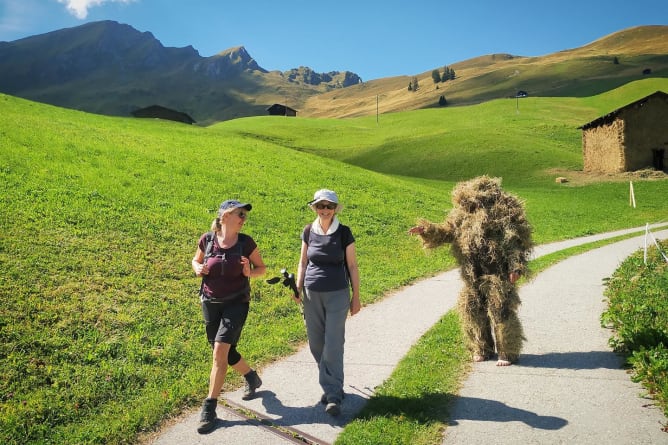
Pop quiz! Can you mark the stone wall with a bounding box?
[583,93,668,173]
[582,119,625,173]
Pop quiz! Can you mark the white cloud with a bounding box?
[57,0,135,20]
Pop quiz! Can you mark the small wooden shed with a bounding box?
[132,105,196,124]
[267,104,297,117]
[579,91,668,173]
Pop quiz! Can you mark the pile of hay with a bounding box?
[419,176,533,281]
[414,176,534,362]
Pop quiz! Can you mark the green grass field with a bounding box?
[1,78,667,444]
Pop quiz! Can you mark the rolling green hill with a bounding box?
[0,79,666,444]
[220,78,668,184]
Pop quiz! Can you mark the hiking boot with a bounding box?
[242,370,262,400]
[322,392,345,404]
[325,400,341,416]
[196,398,218,434]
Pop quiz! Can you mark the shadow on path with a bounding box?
[519,351,625,370]
[344,393,567,431]
[447,396,568,430]
[257,390,367,427]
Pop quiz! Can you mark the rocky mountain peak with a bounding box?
[284,66,362,87]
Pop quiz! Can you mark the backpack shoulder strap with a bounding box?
[204,232,248,258]
[199,231,215,298]
[302,224,312,244]
[203,231,215,260]
[237,233,247,255]
[340,225,353,248]
[340,225,353,282]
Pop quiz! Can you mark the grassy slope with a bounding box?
[300,26,668,119]
[0,94,454,444]
[218,77,668,242]
[1,79,667,443]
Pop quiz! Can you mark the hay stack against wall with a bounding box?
[580,91,668,173]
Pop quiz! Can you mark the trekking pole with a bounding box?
[266,268,299,299]
[267,269,304,321]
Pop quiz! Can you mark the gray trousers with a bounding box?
[302,287,350,403]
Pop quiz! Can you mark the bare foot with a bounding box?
[496,354,513,366]
[473,354,488,362]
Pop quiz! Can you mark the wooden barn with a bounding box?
[131,105,196,125]
[579,91,668,173]
[267,104,297,117]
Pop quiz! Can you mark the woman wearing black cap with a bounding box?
[191,199,267,434]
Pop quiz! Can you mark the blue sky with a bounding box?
[1,0,666,81]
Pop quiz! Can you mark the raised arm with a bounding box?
[408,218,455,249]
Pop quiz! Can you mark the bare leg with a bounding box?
[230,357,252,376]
[207,342,231,398]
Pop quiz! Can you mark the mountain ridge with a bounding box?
[0,21,666,124]
[0,20,361,123]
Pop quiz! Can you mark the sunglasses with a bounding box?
[315,202,337,210]
[235,210,248,219]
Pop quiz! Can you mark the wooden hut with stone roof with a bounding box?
[579,91,668,173]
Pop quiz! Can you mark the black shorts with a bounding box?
[201,300,249,346]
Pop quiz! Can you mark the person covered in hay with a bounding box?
[409,176,533,366]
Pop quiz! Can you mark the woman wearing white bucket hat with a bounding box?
[295,189,361,416]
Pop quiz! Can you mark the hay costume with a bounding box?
[412,176,533,364]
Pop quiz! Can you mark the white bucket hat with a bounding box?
[308,189,343,212]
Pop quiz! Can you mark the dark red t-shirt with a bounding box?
[198,233,257,303]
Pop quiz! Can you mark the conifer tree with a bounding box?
[442,66,450,82]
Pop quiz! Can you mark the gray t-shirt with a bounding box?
[302,224,354,292]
